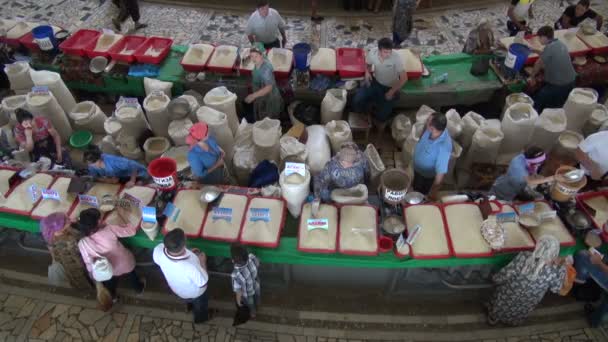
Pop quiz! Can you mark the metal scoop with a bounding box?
[563,169,585,182]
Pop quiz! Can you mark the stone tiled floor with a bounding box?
[2,0,608,57]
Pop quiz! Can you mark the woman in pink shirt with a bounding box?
[77,208,145,300]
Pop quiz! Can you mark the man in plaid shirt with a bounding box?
[231,243,261,317]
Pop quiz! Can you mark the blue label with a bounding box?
[249,208,271,222]
[212,207,233,223]
[163,202,180,222]
[41,188,60,201]
[28,184,40,203]
[496,212,517,223]
[142,206,157,223]
[518,203,535,214]
[78,194,98,208]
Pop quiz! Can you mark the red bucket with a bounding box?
[378,236,394,253]
[148,157,178,191]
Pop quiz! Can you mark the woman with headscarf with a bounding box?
[392,0,421,46]
[490,146,554,201]
[313,142,369,203]
[186,122,225,185]
[463,19,496,55]
[41,212,91,290]
[244,43,283,121]
[486,235,566,326]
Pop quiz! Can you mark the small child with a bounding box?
[230,243,261,318]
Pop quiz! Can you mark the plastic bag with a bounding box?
[531,108,567,152]
[391,114,411,147]
[306,125,331,175]
[564,88,598,133]
[459,111,484,149]
[203,86,239,135]
[48,261,67,287]
[321,89,347,124]
[500,103,538,155]
[280,169,311,217]
[144,77,172,97]
[446,109,463,139]
[325,120,353,154]
[253,117,281,164]
[330,184,369,204]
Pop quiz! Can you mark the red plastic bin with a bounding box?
[134,37,173,64]
[336,48,366,79]
[83,34,124,58]
[59,29,100,56]
[180,44,216,72]
[238,196,287,248]
[337,204,379,256]
[576,191,608,230]
[108,35,147,63]
[207,45,239,74]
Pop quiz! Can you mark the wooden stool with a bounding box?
[348,112,371,145]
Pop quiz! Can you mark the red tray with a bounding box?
[336,48,366,79]
[207,45,239,74]
[30,177,79,220]
[107,35,147,63]
[200,193,248,243]
[492,203,536,253]
[576,191,608,231]
[180,44,216,72]
[338,204,379,256]
[59,29,100,56]
[134,37,173,65]
[402,203,453,260]
[442,202,495,258]
[0,173,56,217]
[83,34,124,59]
[297,202,340,254]
[514,200,577,247]
[267,48,294,80]
[102,185,157,228]
[238,196,287,248]
[310,49,337,77]
[19,32,39,51]
[161,188,208,238]
[407,55,424,79]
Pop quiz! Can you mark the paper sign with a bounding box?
[121,193,141,208]
[142,206,157,223]
[212,207,233,223]
[119,97,139,108]
[307,218,329,231]
[28,184,40,203]
[538,211,557,221]
[396,234,407,249]
[384,189,406,203]
[41,188,60,201]
[150,90,165,97]
[163,202,181,222]
[249,208,271,222]
[31,86,50,96]
[406,224,422,245]
[497,212,517,223]
[518,203,535,214]
[78,194,98,208]
[285,162,306,177]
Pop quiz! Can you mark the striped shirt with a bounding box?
[231,254,260,298]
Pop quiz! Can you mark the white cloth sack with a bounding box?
[445,140,463,185]
[321,89,347,124]
[178,94,201,123]
[143,92,171,138]
[104,117,122,139]
[531,108,567,152]
[500,103,538,154]
[144,77,172,97]
[279,170,311,218]
[196,106,234,165]
[325,120,353,154]
[330,185,369,205]
[459,111,484,149]
[253,117,281,164]
[391,114,411,147]
[415,105,435,124]
[30,70,77,114]
[563,88,598,133]
[100,135,120,155]
[306,125,331,175]
[462,122,504,168]
[168,119,193,146]
[365,144,385,188]
[1,124,17,149]
[233,119,256,185]
[1,95,28,126]
[446,109,463,139]
[402,122,425,166]
[26,91,72,142]
[115,98,149,138]
[502,93,534,120]
[280,136,307,165]
[583,104,608,137]
[203,86,239,135]
[143,137,171,163]
[5,62,33,95]
[69,101,107,134]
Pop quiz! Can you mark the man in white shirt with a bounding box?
[153,229,211,323]
[507,0,535,36]
[246,1,287,49]
[576,131,608,182]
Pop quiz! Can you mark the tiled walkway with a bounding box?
[2,0,608,57]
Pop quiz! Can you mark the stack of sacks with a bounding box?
[563,88,598,133]
[197,106,234,166]
[30,70,77,114]
[25,88,72,142]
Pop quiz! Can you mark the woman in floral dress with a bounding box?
[313,143,369,203]
[487,235,566,326]
[392,0,421,46]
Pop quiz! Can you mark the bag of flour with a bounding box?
[144,77,172,97]
[446,109,463,139]
[321,89,347,124]
[325,120,353,154]
[459,111,484,149]
[531,108,567,152]
[168,119,193,146]
[583,104,608,137]
[502,93,534,120]
[306,125,331,175]
[500,103,538,155]
[143,92,171,138]
[415,105,435,124]
[253,117,281,164]
[564,88,598,133]
[391,114,411,147]
[69,101,107,134]
[203,86,239,135]
[279,169,311,218]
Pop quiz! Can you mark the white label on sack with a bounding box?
[119,97,139,108]
[78,194,98,208]
[152,175,175,188]
[307,218,328,231]
[384,189,406,202]
[28,184,40,203]
[162,202,181,222]
[396,234,407,250]
[212,207,233,223]
[285,162,306,177]
[41,188,60,201]
[31,86,50,96]
[150,90,165,97]
[538,210,557,221]
[249,208,271,222]
[35,37,54,51]
[505,51,517,69]
[142,206,157,223]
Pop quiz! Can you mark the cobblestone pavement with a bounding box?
[1,0,608,57]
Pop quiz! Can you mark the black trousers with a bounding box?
[187,291,209,323]
[114,0,141,23]
[412,171,435,195]
[102,269,143,298]
[263,40,281,50]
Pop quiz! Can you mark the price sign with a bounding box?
[78,194,98,208]
[285,162,306,177]
[119,97,139,108]
[28,184,40,203]
[41,188,60,201]
[163,202,181,223]
[307,218,328,231]
[406,224,422,245]
[396,234,407,250]
[497,212,517,223]
[518,203,535,214]
[212,207,233,223]
[31,86,50,96]
[538,211,557,221]
[142,206,157,223]
[249,208,271,222]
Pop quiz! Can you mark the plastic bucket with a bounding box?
[505,43,530,71]
[69,130,93,149]
[378,236,394,253]
[550,166,587,202]
[379,168,411,205]
[32,25,58,51]
[293,43,312,71]
[148,157,178,191]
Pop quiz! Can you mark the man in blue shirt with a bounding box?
[412,112,452,200]
[84,147,149,188]
[186,122,225,185]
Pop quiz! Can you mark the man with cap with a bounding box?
[246,1,287,49]
[244,43,283,121]
[187,122,226,185]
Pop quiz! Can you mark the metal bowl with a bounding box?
[89,56,108,74]
[404,192,425,205]
[199,186,222,203]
